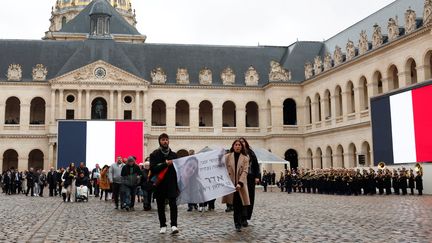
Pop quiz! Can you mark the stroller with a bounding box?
[75,185,89,202]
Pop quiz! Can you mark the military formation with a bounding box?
[276,164,424,196]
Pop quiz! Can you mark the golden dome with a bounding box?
[56,0,132,13]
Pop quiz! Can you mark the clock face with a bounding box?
[94,67,107,79]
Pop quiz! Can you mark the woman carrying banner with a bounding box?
[239,137,260,226]
[222,139,250,232]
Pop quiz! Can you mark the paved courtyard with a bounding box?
[0,190,431,243]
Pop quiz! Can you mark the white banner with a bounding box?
[173,148,235,205]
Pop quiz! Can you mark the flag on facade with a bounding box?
[57,120,144,169]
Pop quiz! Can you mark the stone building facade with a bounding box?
[0,0,431,175]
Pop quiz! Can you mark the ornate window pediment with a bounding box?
[269,61,291,82]
[405,8,417,34]
[221,67,235,85]
[387,17,400,41]
[358,30,369,55]
[151,67,167,84]
[7,64,22,81]
[176,68,189,85]
[245,66,259,86]
[199,67,212,85]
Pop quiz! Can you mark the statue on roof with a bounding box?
[7,64,22,81]
[358,30,369,55]
[176,68,190,85]
[387,17,400,41]
[405,8,417,34]
[333,46,343,66]
[323,53,332,71]
[221,67,235,85]
[245,66,259,86]
[32,64,48,81]
[304,62,313,79]
[372,24,383,49]
[151,67,167,84]
[346,40,356,61]
[269,61,290,82]
[199,67,212,85]
[313,56,323,75]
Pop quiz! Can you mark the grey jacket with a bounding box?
[109,162,124,184]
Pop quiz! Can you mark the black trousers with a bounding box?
[112,183,121,207]
[156,196,177,228]
[26,185,34,196]
[246,176,255,220]
[49,187,57,197]
[233,192,246,227]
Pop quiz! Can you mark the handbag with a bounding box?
[61,187,67,194]
[150,167,169,187]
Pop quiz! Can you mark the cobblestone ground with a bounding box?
[0,189,431,243]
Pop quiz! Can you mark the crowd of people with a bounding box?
[272,167,424,196]
[0,133,427,235]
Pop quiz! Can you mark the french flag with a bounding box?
[371,82,432,165]
[57,120,144,169]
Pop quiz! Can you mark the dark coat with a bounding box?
[77,166,90,178]
[415,175,423,190]
[47,171,57,188]
[62,170,76,188]
[26,172,35,187]
[75,176,89,187]
[149,148,178,198]
[121,163,142,186]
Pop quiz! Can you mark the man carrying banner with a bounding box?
[150,133,179,234]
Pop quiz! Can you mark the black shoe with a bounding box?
[125,206,130,211]
[235,225,242,232]
[242,221,248,227]
[187,208,192,212]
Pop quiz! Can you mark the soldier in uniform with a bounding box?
[408,169,415,195]
[384,169,392,195]
[368,168,376,195]
[376,169,384,195]
[399,168,408,195]
[415,169,423,196]
[392,169,400,195]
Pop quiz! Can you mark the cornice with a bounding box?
[149,84,263,91]
[0,81,49,86]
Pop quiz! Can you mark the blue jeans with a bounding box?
[121,185,136,208]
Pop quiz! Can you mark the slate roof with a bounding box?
[0,0,427,85]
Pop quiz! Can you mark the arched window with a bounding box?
[3,149,18,171]
[283,99,297,125]
[388,65,399,90]
[359,77,368,111]
[305,97,312,124]
[28,149,44,170]
[348,143,357,168]
[245,101,259,127]
[222,101,236,127]
[5,97,20,124]
[151,100,166,126]
[315,147,323,169]
[91,97,107,120]
[284,149,298,170]
[361,141,371,167]
[325,146,333,168]
[323,90,331,120]
[335,86,343,117]
[61,16,67,28]
[306,149,313,169]
[175,100,190,126]
[425,50,432,80]
[346,81,355,113]
[336,145,345,168]
[373,71,383,95]
[314,93,322,122]
[199,100,213,127]
[266,100,272,127]
[406,58,418,85]
[30,97,46,125]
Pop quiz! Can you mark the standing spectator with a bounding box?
[284,170,293,194]
[222,139,250,232]
[26,168,35,196]
[99,165,110,201]
[150,133,179,234]
[21,170,27,195]
[109,157,124,209]
[77,162,91,194]
[121,157,142,211]
[415,169,423,196]
[62,164,76,202]
[140,161,153,211]
[47,167,58,197]
[91,164,101,197]
[38,170,47,197]
[33,169,41,197]
[261,170,269,192]
[271,170,276,185]
[57,168,64,197]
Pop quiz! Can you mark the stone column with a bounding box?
[417,64,431,81]
[190,107,199,133]
[0,103,5,125]
[398,71,410,88]
[18,156,28,172]
[322,97,330,120]
[214,107,222,134]
[135,91,141,119]
[259,106,266,132]
[77,89,82,119]
[237,107,246,133]
[143,91,149,125]
[310,101,317,125]
[381,77,391,93]
[166,106,176,133]
[354,87,362,114]
[48,143,55,168]
[342,91,349,119]
[85,90,91,119]
[58,89,64,120]
[109,91,114,119]
[117,91,122,119]
[50,89,56,124]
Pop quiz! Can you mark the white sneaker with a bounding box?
[159,227,167,234]
[198,207,203,212]
[171,226,179,234]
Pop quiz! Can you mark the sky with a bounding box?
[0,0,395,46]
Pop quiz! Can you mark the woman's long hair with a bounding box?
[229,139,246,155]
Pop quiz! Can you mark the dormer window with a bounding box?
[89,0,113,39]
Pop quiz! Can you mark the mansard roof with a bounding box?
[60,0,140,36]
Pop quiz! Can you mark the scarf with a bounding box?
[159,146,171,158]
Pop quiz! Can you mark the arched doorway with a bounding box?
[28,149,44,170]
[348,143,357,168]
[3,149,18,171]
[176,149,189,158]
[91,97,107,120]
[406,58,418,85]
[284,149,298,171]
[388,65,399,90]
